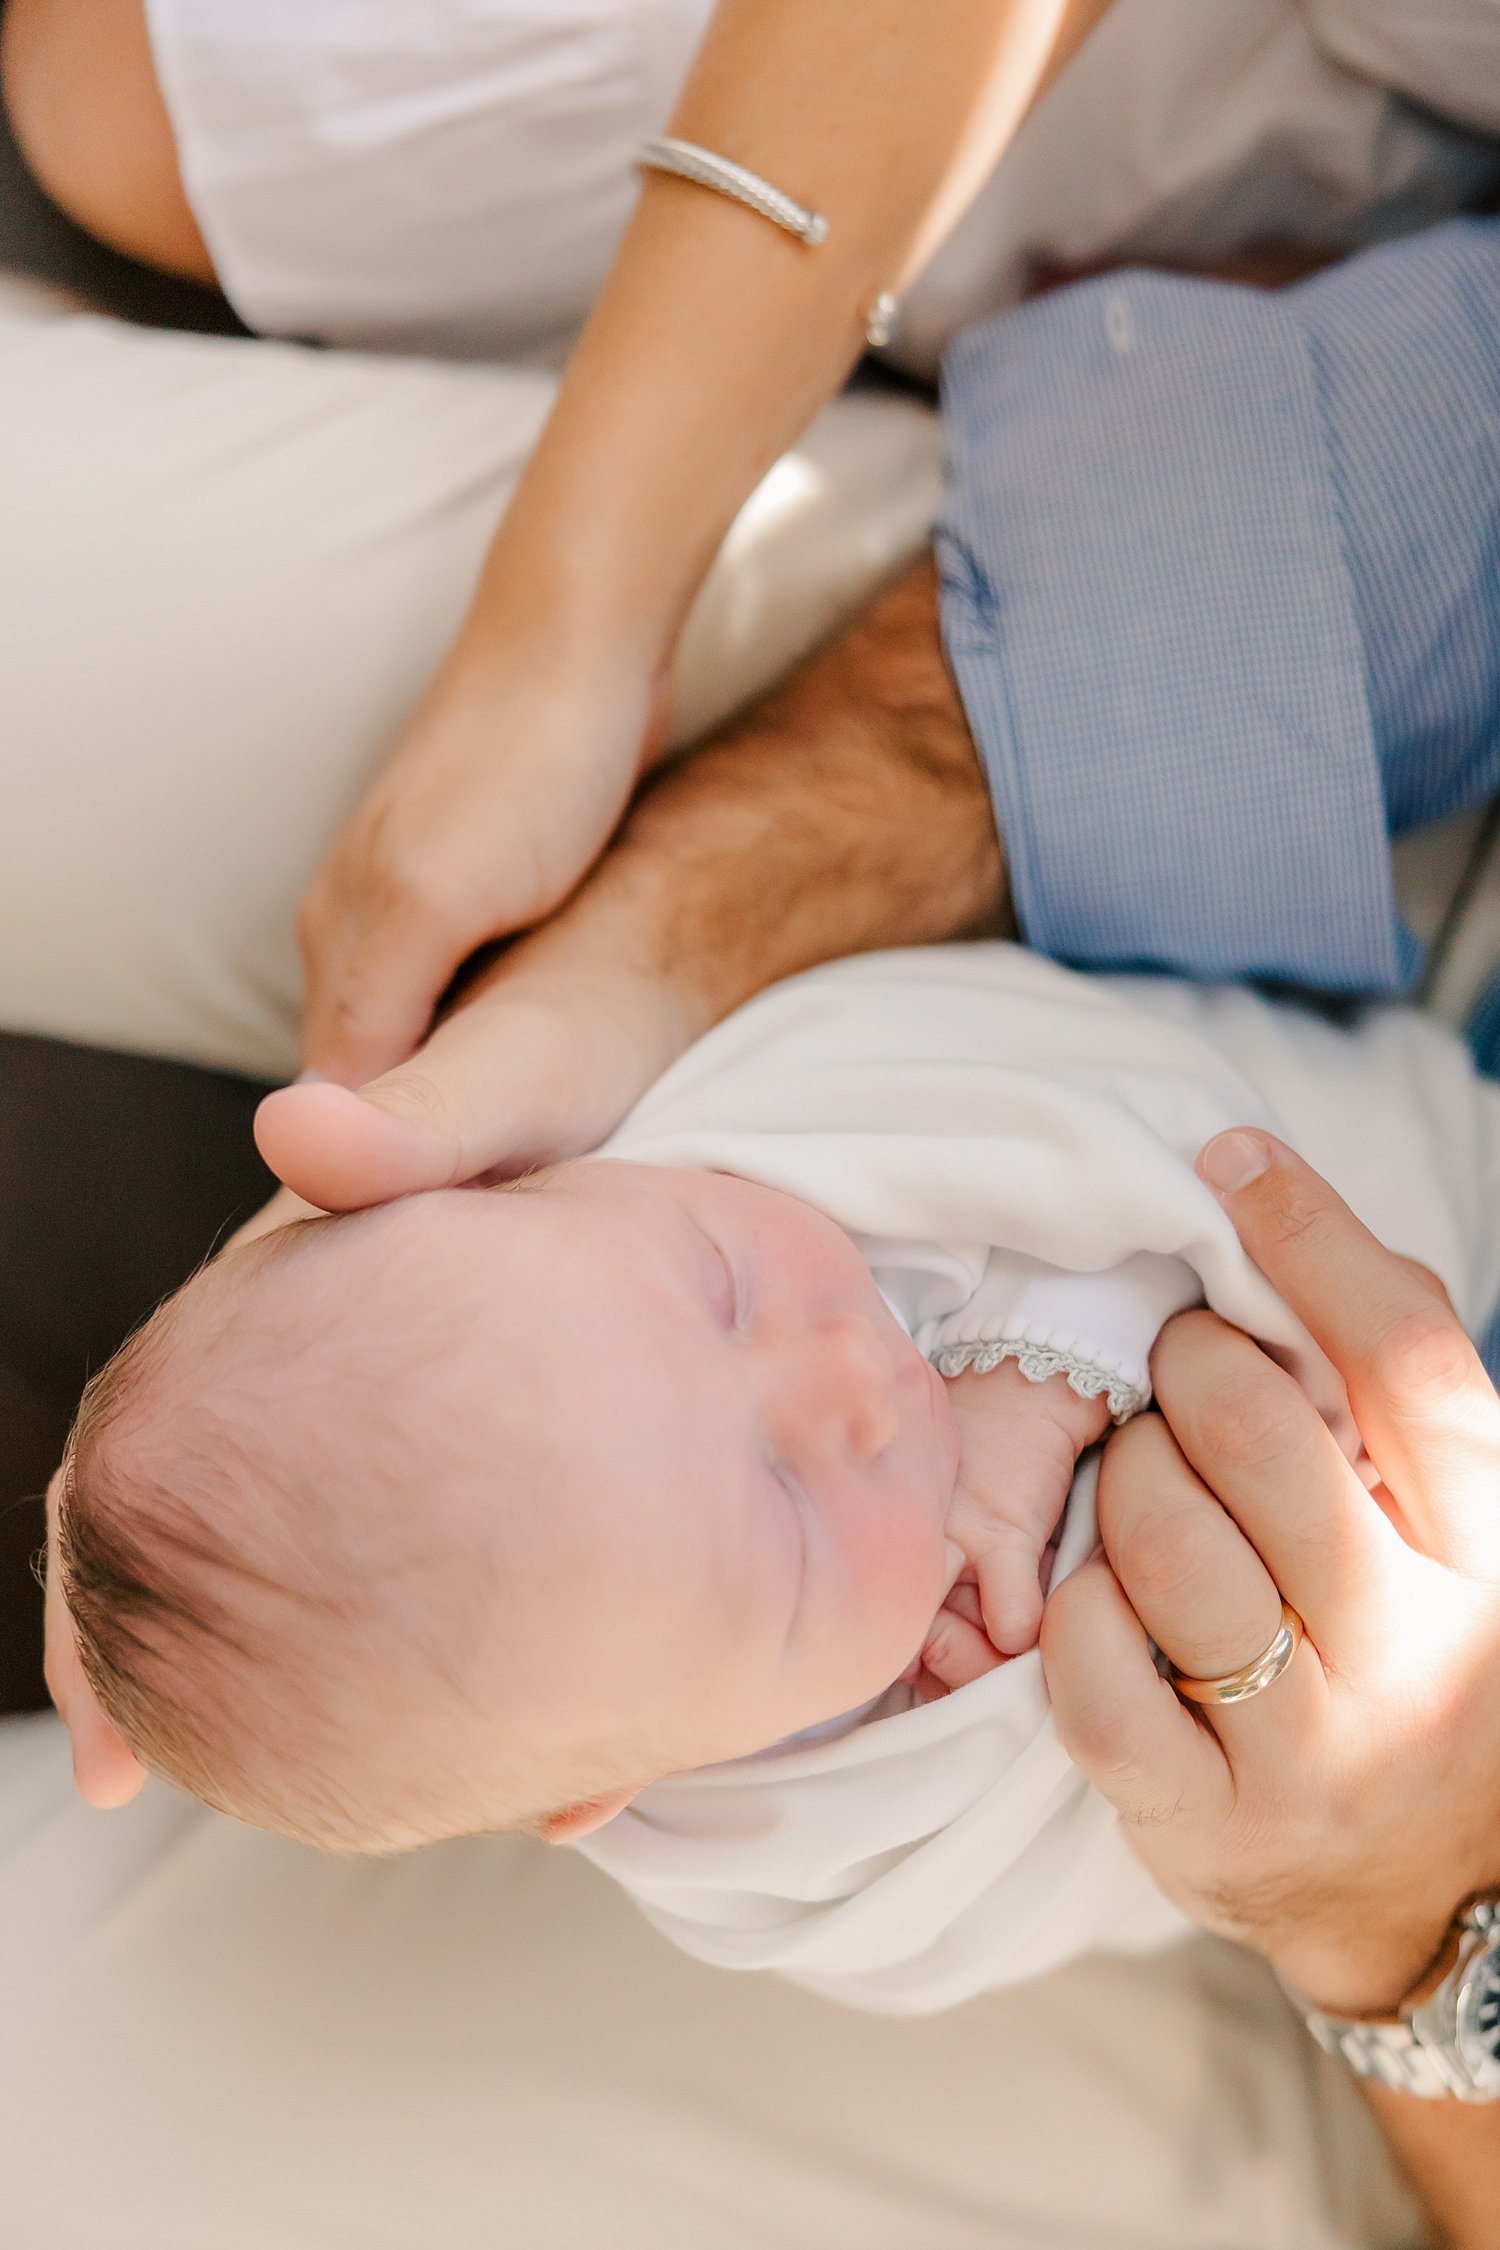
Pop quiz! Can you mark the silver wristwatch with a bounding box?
[1298,1898,1500,2101]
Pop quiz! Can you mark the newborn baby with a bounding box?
[57,945,1500,2011]
[61,1159,1138,1833]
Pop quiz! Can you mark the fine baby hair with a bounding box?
[58,1193,648,1854]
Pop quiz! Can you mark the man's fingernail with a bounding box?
[1198,1129,1272,1198]
[294,1068,328,1085]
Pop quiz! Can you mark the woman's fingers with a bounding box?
[298,870,465,1091]
[297,653,654,1088]
[1148,1310,1401,1657]
[1042,1553,1228,1831]
[1198,1131,1500,1578]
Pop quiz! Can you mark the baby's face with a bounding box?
[431,1160,959,1807]
[59,1159,960,1849]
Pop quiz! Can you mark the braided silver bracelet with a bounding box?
[637,135,829,246]
[635,135,897,347]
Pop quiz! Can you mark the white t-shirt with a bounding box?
[573,945,1500,2013]
[143,0,1499,363]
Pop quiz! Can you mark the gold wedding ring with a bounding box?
[1167,1601,1304,1706]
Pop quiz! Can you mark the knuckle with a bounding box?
[1047,1667,1130,1776]
[1097,1413,1173,1522]
[352,805,465,929]
[1149,1308,1233,1394]
[371,851,463,935]
[1397,1257,1454,1313]
[1054,1690,1156,1802]
[919,1614,964,1681]
[1187,1373,1306,1475]
[365,1071,452,1135]
[1107,1495,1218,1610]
[321,987,392,1056]
[1367,1303,1474,1411]
[1256,1172,1331,1251]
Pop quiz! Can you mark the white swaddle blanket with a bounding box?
[578,946,1500,2013]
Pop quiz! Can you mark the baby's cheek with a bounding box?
[855,1463,952,1642]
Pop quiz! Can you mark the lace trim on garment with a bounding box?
[930,1337,1148,1424]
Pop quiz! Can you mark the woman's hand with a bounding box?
[261,558,1006,1211]
[296,599,671,1089]
[291,0,1110,1092]
[1042,1130,1500,2019]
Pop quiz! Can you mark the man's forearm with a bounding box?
[613,554,1010,1031]
[1361,2082,1500,2250]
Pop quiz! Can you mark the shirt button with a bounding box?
[1105,292,1136,355]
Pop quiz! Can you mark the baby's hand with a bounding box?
[914,1362,1110,1699]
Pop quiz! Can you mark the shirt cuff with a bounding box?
[937,269,1405,993]
[921,1248,1200,1424]
[1289,220,1500,834]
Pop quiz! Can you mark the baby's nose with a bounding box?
[809,1315,901,1459]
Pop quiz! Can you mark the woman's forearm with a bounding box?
[296,1,1112,1087]
[456,0,1111,664]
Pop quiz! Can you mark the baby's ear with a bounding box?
[67,1685,149,1810]
[48,1603,148,1808]
[535,1787,636,1845]
[43,1472,148,1810]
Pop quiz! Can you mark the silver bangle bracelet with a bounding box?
[634,135,899,348]
[636,135,829,247]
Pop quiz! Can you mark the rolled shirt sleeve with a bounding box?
[938,219,1500,993]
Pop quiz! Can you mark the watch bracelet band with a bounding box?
[1303,2011,1477,2100]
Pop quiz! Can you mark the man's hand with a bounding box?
[257,558,1010,1210]
[1042,1131,1500,2026]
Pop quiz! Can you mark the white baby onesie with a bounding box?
[577,945,1500,2013]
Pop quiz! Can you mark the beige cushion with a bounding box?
[0,274,938,1079]
[0,1713,1420,2250]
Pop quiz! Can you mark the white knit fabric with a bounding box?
[872,1242,1199,1421]
[578,944,1500,2012]
[0,270,940,1079]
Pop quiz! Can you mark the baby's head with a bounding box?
[57,1163,957,1852]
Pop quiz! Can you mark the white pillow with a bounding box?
[0,277,938,1078]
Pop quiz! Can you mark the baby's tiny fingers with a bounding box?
[920,1596,1003,1694]
[974,1528,1048,1656]
[941,1579,985,1630]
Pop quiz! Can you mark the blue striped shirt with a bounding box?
[936,219,1500,1359]
[938,219,1500,993]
